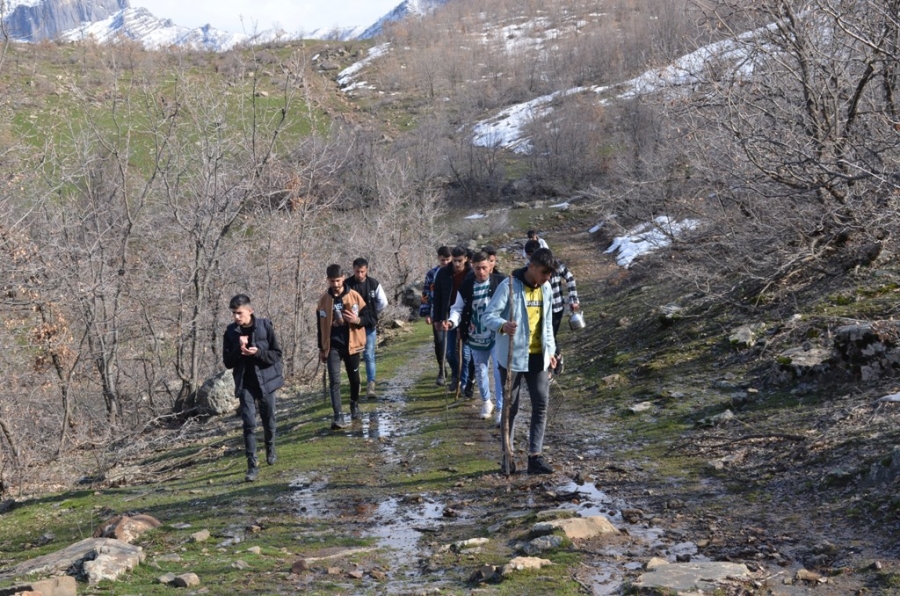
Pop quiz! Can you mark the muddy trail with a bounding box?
[276,340,702,595]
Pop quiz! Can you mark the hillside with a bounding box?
[0,206,899,595]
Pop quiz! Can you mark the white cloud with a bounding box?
[132,0,402,35]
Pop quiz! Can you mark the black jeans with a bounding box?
[238,386,276,465]
[327,347,360,415]
[433,326,447,376]
[498,353,550,456]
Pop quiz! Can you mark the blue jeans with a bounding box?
[363,327,377,383]
[471,345,503,410]
[498,354,549,455]
[446,328,471,387]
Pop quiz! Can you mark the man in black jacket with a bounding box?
[223,294,284,482]
[345,258,388,399]
[432,246,472,393]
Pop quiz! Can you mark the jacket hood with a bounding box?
[513,266,540,289]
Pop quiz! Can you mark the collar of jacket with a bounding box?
[513,266,540,289]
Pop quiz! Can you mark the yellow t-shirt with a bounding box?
[524,284,543,354]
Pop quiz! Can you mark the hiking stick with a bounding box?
[442,325,450,409]
[501,273,515,477]
[454,329,463,401]
[322,366,327,404]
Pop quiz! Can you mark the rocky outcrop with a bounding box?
[4,0,129,41]
[0,537,143,585]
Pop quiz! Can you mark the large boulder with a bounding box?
[174,370,237,416]
[0,538,143,585]
[93,514,161,544]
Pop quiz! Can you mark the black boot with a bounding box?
[265,444,276,466]
[350,400,361,421]
[245,456,259,482]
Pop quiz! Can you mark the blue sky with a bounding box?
[133,0,401,34]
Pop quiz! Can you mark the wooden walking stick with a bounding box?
[501,273,515,477]
[442,324,450,409]
[322,366,328,404]
[454,330,463,401]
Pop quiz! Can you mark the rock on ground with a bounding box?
[0,576,77,596]
[634,561,751,593]
[0,538,144,585]
[531,515,618,539]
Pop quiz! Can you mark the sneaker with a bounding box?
[245,466,259,482]
[367,381,377,400]
[350,401,361,421]
[449,375,459,392]
[331,414,347,430]
[435,373,445,386]
[265,446,277,466]
[494,409,502,427]
[527,455,554,475]
[480,400,494,419]
[554,354,564,376]
[464,381,475,399]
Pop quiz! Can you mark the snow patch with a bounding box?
[338,43,391,89]
[605,216,699,268]
[464,213,487,219]
[549,202,570,209]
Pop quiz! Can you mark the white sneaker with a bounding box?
[494,408,502,427]
[480,399,494,419]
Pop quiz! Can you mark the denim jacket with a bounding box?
[483,268,556,373]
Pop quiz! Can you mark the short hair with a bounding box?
[465,248,474,261]
[326,264,343,278]
[527,230,538,239]
[352,257,368,268]
[229,294,251,309]
[524,239,541,255]
[529,248,556,271]
[481,245,497,256]
[450,246,466,258]
[471,251,488,263]
[437,245,452,258]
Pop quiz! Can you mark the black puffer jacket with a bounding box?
[223,316,284,396]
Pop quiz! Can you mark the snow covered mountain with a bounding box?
[3,0,128,41]
[2,0,451,50]
[358,0,449,39]
[57,6,290,51]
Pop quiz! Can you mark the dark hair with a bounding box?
[529,248,556,271]
[523,239,541,255]
[450,246,466,258]
[527,230,538,239]
[437,246,451,258]
[326,264,343,278]
[481,245,497,256]
[352,257,368,268]
[229,294,251,309]
[465,248,474,261]
[471,251,488,263]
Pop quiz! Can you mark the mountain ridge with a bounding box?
[2,0,449,50]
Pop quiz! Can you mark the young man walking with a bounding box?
[524,239,579,375]
[345,258,388,399]
[317,265,370,429]
[448,252,505,419]
[484,248,558,475]
[223,294,284,482]
[431,246,472,393]
[421,246,452,385]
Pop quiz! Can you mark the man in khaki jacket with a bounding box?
[317,264,370,429]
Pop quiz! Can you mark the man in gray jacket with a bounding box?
[483,248,557,475]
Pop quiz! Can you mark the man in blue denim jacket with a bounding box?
[484,248,558,475]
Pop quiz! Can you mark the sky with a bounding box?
[131,0,402,34]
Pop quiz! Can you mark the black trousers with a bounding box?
[238,386,276,465]
[327,347,360,415]
[432,327,447,376]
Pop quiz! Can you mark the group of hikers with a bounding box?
[223,232,579,482]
